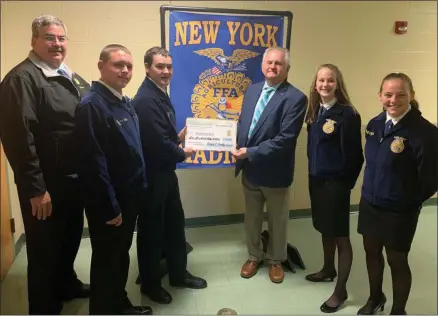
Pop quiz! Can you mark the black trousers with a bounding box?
[137,170,187,290]
[18,175,84,314]
[86,193,140,315]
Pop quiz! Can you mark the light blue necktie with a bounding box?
[248,87,275,137]
[57,68,70,80]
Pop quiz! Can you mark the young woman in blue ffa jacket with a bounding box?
[357,73,438,315]
[304,64,364,313]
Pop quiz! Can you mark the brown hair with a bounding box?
[305,64,356,124]
[99,44,131,63]
[379,72,419,109]
[144,46,171,66]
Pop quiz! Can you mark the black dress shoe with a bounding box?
[169,271,207,289]
[357,293,386,315]
[121,306,153,315]
[141,286,172,304]
[305,271,337,283]
[320,293,348,313]
[61,283,91,301]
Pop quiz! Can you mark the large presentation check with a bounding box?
[185,118,237,152]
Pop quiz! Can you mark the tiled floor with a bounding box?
[1,206,437,315]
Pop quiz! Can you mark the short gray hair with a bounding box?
[31,15,66,37]
[263,47,290,66]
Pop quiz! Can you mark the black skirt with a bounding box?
[357,197,420,252]
[309,177,351,237]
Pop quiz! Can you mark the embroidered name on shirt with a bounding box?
[116,118,128,126]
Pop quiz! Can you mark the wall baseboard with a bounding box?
[14,233,26,260]
[13,198,437,257]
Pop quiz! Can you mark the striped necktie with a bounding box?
[248,87,275,137]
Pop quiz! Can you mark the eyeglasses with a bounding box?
[42,34,68,43]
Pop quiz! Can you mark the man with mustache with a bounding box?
[0,15,90,314]
[132,46,207,305]
[75,44,152,315]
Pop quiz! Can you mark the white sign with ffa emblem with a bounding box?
[185,118,237,152]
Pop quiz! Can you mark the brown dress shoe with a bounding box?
[269,263,284,283]
[240,260,262,278]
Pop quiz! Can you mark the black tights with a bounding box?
[363,236,411,314]
[320,235,353,304]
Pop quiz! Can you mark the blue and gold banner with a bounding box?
[169,11,284,168]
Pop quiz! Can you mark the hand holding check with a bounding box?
[184,118,237,152]
[179,126,195,157]
[178,126,187,143]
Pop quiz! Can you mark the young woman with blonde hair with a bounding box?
[305,64,364,313]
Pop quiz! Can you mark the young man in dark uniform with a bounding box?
[75,44,152,315]
[133,46,207,305]
[0,15,90,314]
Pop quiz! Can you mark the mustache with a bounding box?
[48,47,63,53]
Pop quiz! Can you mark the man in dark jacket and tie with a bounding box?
[132,46,207,305]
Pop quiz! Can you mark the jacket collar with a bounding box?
[147,77,168,95]
[28,50,73,79]
[91,81,126,105]
[246,80,289,143]
[319,102,345,121]
[98,79,124,100]
[320,97,338,110]
[386,104,412,125]
[262,80,283,92]
[142,77,173,109]
[376,106,422,135]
